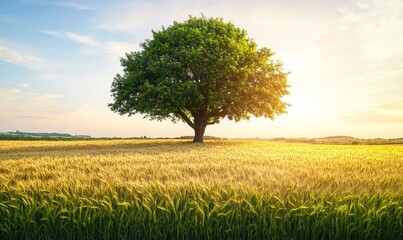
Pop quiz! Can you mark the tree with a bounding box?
[109,16,289,143]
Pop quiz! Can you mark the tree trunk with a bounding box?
[193,121,207,143]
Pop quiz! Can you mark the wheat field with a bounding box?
[0,140,402,239]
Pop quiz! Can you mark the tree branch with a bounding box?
[177,109,195,129]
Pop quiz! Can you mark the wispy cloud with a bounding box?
[345,101,403,124]
[19,82,30,88]
[41,30,64,38]
[64,32,101,47]
[381,101,403,110]
[42,30,100,47]
[0,88,62,117]
[42,30,138,56]
[56,2,92,10]
[0,88,61,102]
[19,0,92,10]
[0,88,65,131]
[0,44,43,69]
[0,88,62,123]
[337,0,403,65]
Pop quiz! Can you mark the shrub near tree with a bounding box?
[109,16,289,143]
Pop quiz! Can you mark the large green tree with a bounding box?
[109,16,289,143]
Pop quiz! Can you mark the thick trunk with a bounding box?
[177,110,208,143]
[193,121,207,143]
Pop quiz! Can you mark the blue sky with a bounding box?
[1,0,402,138]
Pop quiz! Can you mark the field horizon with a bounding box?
[1,131,402,145]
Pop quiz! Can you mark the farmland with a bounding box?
[0,140,402,239]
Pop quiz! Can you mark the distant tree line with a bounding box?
[0,131,91,140]
[12,130,73,137]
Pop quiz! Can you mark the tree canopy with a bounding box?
[109,16,289,142]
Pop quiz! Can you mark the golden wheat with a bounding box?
[0,140,402,239]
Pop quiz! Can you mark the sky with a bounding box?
[0,0,402,138]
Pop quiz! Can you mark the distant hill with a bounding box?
[321,136,355,139]
[270,136,403,145]
[0,131,91,140]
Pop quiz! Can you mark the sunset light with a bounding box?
[1,0,402,138]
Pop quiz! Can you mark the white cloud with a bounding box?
[345,101,403,124]
[355,1,369,9]
[0,88,61,103]
[0,88,62,120]
[337,0,403,65]
[321,0,403,105]
[18,0,92,10]
[56,2,92,10]
[43,30,101,48]
[64,32,101,47]
[95,1,161,32]
[19,82,30,87]
[41,30,62,37]
[0,88,69,133]
[43,30,137,56]
[0,44,43,69]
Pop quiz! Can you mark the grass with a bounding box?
[0,139,402,239]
